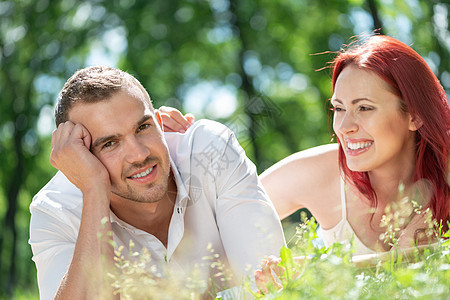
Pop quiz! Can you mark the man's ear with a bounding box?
[408,113,423,131]
[155,110,164,129]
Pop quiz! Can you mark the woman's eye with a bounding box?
[331,106,344,112]
[359,106,373,111]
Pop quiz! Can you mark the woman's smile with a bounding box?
[345,139,373,156]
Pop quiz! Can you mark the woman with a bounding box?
[159,35,450,255]
[261,35,449,254]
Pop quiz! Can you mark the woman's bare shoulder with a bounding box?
[261,144,339,178]
[261,144,341,218]
[287,143,339,161]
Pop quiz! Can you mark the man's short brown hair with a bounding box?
[55,66,153,126]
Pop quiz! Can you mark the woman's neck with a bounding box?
[368,136,417,204]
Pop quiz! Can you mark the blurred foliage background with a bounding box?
[0,0,448,297]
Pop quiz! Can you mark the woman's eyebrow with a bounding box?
[352,98,374,104]
[331,98,374,104]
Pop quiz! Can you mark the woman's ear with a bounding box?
[408,114,423,131]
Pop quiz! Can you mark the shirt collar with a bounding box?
[169,158,190,215]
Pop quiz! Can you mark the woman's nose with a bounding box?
[336,112,358,135]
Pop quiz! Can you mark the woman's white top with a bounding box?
[321,178,376,255]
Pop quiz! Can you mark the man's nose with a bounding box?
[124,136,151,163]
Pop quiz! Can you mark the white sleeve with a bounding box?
[29,207,77,300]
[213,129,286,281]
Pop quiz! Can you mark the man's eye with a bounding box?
[103,141,116,149]
[137,124,150,132]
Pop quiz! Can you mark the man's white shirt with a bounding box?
[29,120,285,299]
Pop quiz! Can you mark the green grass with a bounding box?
[253,217,450,299]
[16,202,450,299]
[107,213,450,299]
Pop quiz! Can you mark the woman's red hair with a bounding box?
[331,35,450,231]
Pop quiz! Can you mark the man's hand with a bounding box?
[50,121,110,192]
[156,106,195,133]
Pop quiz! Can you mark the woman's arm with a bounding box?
[260,144,341,220]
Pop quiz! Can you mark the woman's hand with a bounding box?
[156,106,195,133]
[254,256,283,294]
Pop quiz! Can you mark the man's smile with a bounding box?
[129,166,154,179]
[126,164,158,183]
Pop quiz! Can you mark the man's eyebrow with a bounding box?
[331,97,374,104]
[137,114,153,126]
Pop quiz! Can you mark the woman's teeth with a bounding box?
[347,141,372,150]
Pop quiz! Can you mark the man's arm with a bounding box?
[204,122,286,281]
[156,110,285,279]
[47,121,114,299]
[54,186,113,299]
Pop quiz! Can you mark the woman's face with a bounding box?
[331,65,417,173]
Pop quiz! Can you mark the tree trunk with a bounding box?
[0,120,24,296]
[366,0,385,34]
[0,52,28,294]
[5,131,23,294]
[229,0,261,166]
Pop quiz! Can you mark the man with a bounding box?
[29,66,285,299]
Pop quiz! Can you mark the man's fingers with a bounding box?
[51,129,57,150]
[71,123,92,149]
[50,122,93,169]
[51,122,75,167]
[56,121,75,144]
[52,122,89,151]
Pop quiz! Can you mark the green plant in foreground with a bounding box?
[256,206,450,299]
[107,203,450,299]
[256,237,450,299]
[108,241,238,299]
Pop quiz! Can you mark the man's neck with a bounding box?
[110,174,178,247]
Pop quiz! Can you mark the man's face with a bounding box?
[68,89,171,204]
